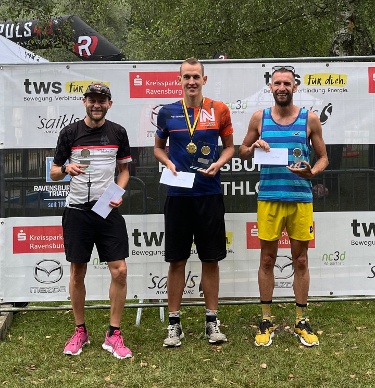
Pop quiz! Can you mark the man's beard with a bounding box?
[273,92,293,107]
[87,107,107,122]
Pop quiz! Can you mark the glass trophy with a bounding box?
[292,147,305,168]
[190,141,217,171]
[292,147,303,162]
[79,149,95,173]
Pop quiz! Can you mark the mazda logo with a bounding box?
[275,255,294,280]
[33,259,63,284]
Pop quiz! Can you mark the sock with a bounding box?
[205,309,218,323]
[108,325,120,337]
[76,323,87,333]
[261,300,272,321]
[168,311,180,325]
[296,303,307,324]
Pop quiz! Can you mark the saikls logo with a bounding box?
[246,222,315,249]
[148,270,199,295]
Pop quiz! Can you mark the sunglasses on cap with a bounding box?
[83,83,111,99]
[271,65,295,74]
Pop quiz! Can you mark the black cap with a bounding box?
[83,82,111,99]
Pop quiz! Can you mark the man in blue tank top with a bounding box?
[239,66,328,347]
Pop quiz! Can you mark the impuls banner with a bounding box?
[0,16,123,61]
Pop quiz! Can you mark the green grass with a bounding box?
[1,301,375,387]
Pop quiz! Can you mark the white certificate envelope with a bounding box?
[254,147,288,165]
[92,182,125,219]
[160,169,195,188]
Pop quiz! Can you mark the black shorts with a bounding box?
[164,194,226,263]
[62,207,129,263]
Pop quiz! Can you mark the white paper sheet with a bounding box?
[91,182,125,218]
[160,169,195,188]
[254,147,288,165]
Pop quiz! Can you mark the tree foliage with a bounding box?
[125,0,375,60]
[0,0,374,61]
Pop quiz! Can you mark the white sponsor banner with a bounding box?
[2,212,375,303]
[1,61,375,148]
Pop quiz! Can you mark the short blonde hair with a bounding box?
[180,57,204,75]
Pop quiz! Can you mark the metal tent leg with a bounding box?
[135,299,165,325]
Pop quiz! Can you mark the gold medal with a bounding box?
[186,142,197,154]
[182,98,205,156]
[201,145,211,156]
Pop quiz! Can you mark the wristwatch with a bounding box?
[61,164,68,175]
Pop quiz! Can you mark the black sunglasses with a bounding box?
[87,84,111,94]
[272,65,295,74]
[84,83,111,99]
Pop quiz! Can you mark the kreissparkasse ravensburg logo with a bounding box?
[33,259,63,284]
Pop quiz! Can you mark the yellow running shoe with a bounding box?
[294,320,319,347]
[254,319,274,347]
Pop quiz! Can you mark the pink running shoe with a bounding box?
[102,330,132,359]
[63,327,90,356]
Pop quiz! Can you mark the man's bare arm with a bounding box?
[308,111,329,176]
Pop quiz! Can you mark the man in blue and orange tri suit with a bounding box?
[154,57,234,347]
[239,65,329,347]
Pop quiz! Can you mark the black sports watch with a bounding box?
[61,164,68,175]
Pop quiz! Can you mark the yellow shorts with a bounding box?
[257,201,314,241]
